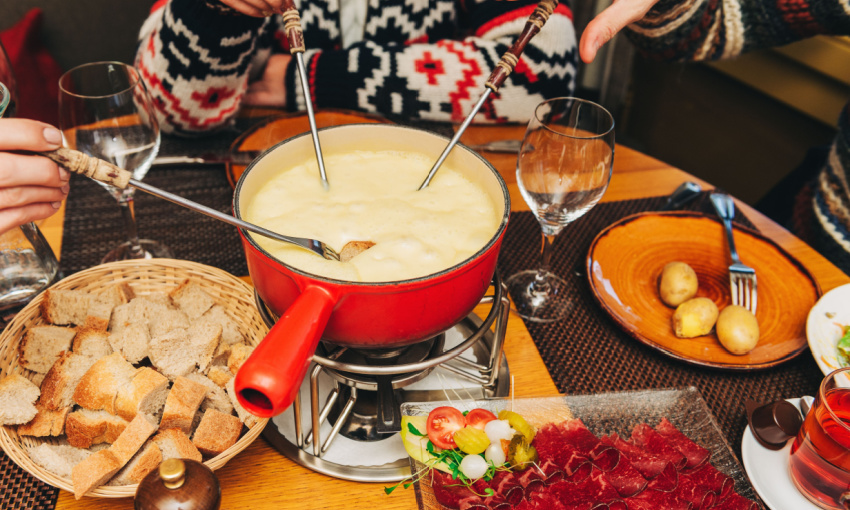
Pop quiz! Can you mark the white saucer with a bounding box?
[741,398,819,510]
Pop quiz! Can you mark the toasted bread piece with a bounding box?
[199,305,243,346]
[184,373,233,415]
[38,352,98,410]
[18,325,76,373]
[115,367,169,421]
[65,409,129,448]
[87,284,134,326]
[192,409,243,456]
[225,378,259,429]
[27,443,92,479]
[108,413,158,465]
[149,322,221,379]
[160,376,207,435]
[71,449,122,499]
[41,289,92,326]
[0,373,40,425]
[108,322,150,364]
[111,441,161,486]
[170,279,216,319]
[227,343,254,375]
[17,403,70,436]
[72,326,112,358]
[73,352,137,414]
[148,308,191,338]
[151,428,202,462]
[206,366,233,388]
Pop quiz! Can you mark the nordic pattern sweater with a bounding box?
[625,0,850,275]
[135,0,577,135]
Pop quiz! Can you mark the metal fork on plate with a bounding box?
[709,191,758,314]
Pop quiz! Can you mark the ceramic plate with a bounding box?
[741,398,818,510]
[586,212,821,370]
[806,283,850,375]
[403,388,758,510]
[226,109,393,187]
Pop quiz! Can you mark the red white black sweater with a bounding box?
[135,0,577,135]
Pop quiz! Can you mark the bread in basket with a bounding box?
[0,259,269,498]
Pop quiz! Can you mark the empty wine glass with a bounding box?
[506,97,615,323]
[58,61,173,262]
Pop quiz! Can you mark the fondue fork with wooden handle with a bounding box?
[280,0,329,191]
[419,0,558,190]
[37,148,373,261]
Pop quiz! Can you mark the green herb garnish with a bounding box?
[837,325,850,367]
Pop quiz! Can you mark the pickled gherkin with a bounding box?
[498,410,535,442]
[507,435,538,469]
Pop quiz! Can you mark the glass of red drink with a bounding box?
[789,367,850,509]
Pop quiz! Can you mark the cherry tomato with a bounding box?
[427,406,466,449]
[465,408,498,430]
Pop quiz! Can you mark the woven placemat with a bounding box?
[0,451,57,510]
[495,192,823,458]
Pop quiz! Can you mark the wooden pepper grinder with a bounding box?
[134,458,221,510]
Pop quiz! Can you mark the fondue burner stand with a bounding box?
[258,275,511,482]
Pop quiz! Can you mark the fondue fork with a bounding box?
[419,0,559,190]
[280,0,329,191]
[39,148,347,261]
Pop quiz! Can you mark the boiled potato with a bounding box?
[672,297,719,338]
[658,262,699,307]
[716,305,759,355]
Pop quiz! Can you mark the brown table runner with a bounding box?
[494,193,823,459]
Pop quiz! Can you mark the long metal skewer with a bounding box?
[418,0,559,190]
[38,148,341,260]
[282,2,329,190]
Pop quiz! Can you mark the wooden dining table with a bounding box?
[28,122,850,509]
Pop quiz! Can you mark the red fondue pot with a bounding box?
[233,124,510,417]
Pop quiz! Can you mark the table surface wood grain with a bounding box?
[33,124,848,509]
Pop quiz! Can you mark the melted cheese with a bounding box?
[244,150,500,282]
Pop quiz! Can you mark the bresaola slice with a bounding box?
[655,418,710,469]
[629,423,688,470]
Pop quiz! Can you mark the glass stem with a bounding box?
[118,192,146,259]
[532,232,558,294]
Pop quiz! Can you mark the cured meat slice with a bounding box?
[559,419,604,454]
[625,487,694,510]
[711,492,760,510]
[589,443,621,472]
[679,462,734,499]
[535,423,581,467]
[595,448,649,497]
[539,459,565,485]
[675,472,717,509]
[645,461,679,492]
[654,418,710,470]
[563,450,593,482]
[516,467,545,495]
[431,470,489,509]
[458,496,488,510]
[547,467,624,507]
[629,423,688,470]
[601,433,672,479]
[482,493,512,509]
[488,471,524,505]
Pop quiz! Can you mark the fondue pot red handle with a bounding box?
[234,285,336,417]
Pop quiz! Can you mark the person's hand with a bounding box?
[0,119,70,235]
[218,0,289,18]
[244,53,291,107]
[579,0,661,63]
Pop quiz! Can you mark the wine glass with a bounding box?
[506,97,615,323]
[58,61,173,262]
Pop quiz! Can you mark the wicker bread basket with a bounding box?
[0,259,270,498]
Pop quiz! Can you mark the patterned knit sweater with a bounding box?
[135,0,577,135]
[625,0,850,275]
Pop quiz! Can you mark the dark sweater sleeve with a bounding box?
[625,0,850,62]
[135,0,267,135]
[286,0,578,123]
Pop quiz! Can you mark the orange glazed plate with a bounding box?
[586,211,821,370]
[226,109,393,188]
